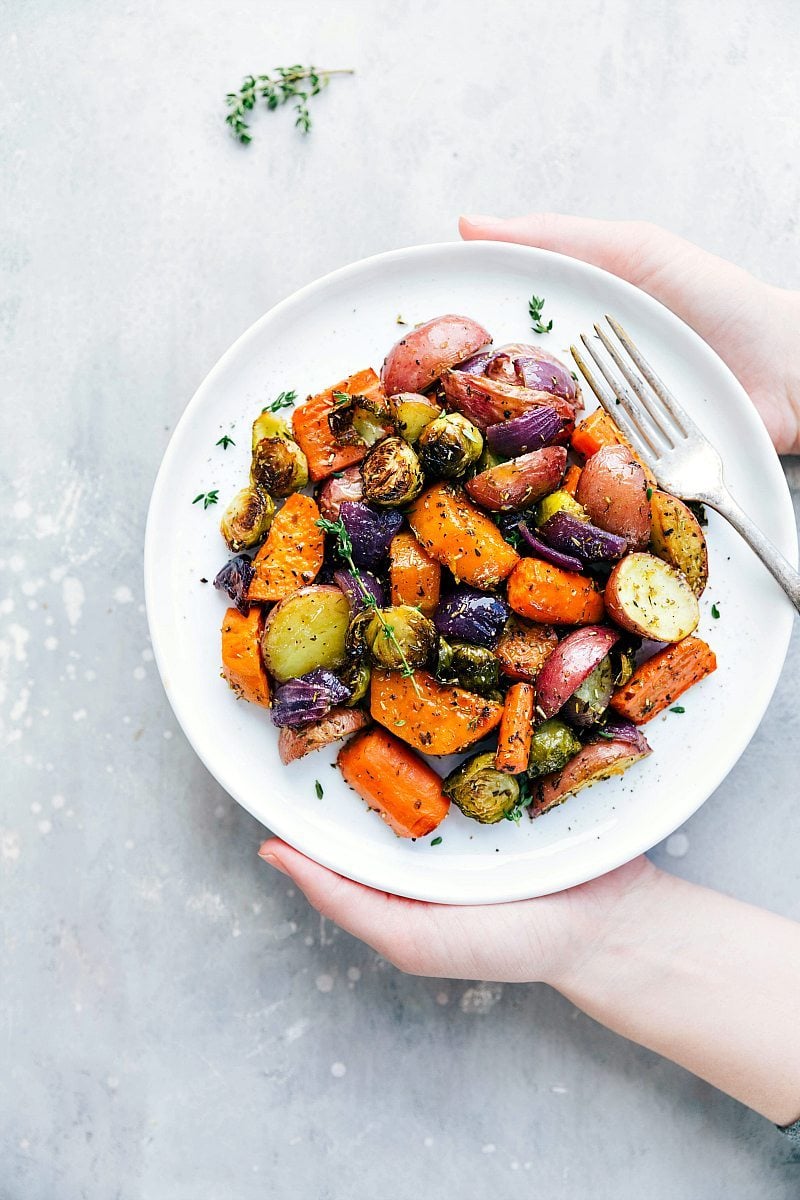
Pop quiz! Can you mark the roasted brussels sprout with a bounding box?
[535,489,588,528]
[339,659,371,706]
[345,609,375,660]
[436,638,499,696]
[610,635,641,687]
[364,605,436,670]
[329,392,393,449]
[443,752,520,823]
[417,413,483,479]
[527,718,582,778]
[219,485,275,552]
[251,409,291,449]
[251,435,309,498]
[361,437,425,508]
[389,392,443,443]
[561,657,614,727]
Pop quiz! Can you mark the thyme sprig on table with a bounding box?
[316,515,422,696]
[226,66,354,144]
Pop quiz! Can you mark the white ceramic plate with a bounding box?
[145,241,797,904]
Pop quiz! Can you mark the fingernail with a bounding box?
[258,848,289,875]
[462,213,503,227]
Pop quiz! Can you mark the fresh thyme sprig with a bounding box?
[505,775,535,823]
[264,389,298,414]
[216,435,235,449]
[192,489,219,509]
[528,294,553,335]
[225,66,354,144]
[316,515,422,696]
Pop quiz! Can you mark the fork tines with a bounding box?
[570,316,696,463]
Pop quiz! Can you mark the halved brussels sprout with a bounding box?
[251,409,291,449]
[251,436,309,498]
[535,489,588,528]
[339,659,371,706]
[364,605,436,670]
[417,413,483,479]
[361,437,424,508]
[611,635,641,688]
[328,392,393,449]
[561,657,614,727]
[527,718,582,779]
[443,752,520,823]
[219,485,275,552]
[345,609,375,660]
[389,392,443,443]
[435,638,499,696]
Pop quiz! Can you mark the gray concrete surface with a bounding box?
[2,1,800,1196]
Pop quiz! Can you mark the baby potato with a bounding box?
[576,444,650,549]
[381,315,490,396]
[261,585,350,682]
[605,552,700,643]
[649,490,709,596]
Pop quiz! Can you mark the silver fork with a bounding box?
[571,315,800,613]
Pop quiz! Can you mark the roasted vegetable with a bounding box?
[271,669,352,728]
[532,737,651,817]
[495,617,558,682]
[610,635,641,687]
[459,343,582,411]
[278,706,370,764]
[317,465,364,520]
[338,726,450,838]
[610,635,717,724]
[339,659,371,706]
[364,605,437,670]
[436,639,500,695]
[381,314,491,396]
[562,464,582,497]
[466,446,567,511]
[539,511,628,563]
[576,445,651,550]
[485,405,565,457]
[407,483,519,589]
[389,392,442,443]
[251,409,291,448]
[594,716,651,754]
[220,605,270,706]
[442,369,576,434]
[571,408,657,487]
[389,532,441,616]
[370,669,503,755]
[248,493,324,603]
[517,522,585,573]
[495,683,535,774]
[214,554,255,613]
[329,389,394,450]
[443,752,520,823]
[338,501,404,568]
[219,485,275,553]
[527,718,582,779]
[261,585,350,682]
[361,436,424,507]
[292,367,391,482]
[535,625,621,719]
[333,567,384,614]
[507,558,605,625]
[649,490,709,596]
[434,586,508,647]
[417,412,483,478]
[561,656,614,727]
[605,552,700,642]
[251,432,309,498]
[535,489,588,527]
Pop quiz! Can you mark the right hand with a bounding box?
[460,214,800,456]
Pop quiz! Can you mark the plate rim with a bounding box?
[144,239,798,904]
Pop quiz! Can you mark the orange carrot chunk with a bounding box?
[571,409,657,487]
[389,531,441,616]
[220,606,270,706]
[407,483,519,590]
[338,726,450,838]
[507,558,605,625]
[562,463,582,497]
[495,683,535,774]
[248,494,324,604]
[609,635,717,724]
[292,367,390,482]
[370,669,503,756]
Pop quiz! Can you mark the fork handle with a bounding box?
[702,487,800,613]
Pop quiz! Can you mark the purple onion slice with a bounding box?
[434,586,509,647]
[485,405,565,457]
[539,511,628,563]
[271,669,352,728]
[333,567,384,614]
[517,521,585,573]
[214,554,255,613]
[338,501,403,568]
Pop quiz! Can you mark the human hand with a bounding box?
[460,213,800,456]
[259,838,657,984]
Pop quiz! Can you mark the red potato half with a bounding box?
[532,737,652,817]
[576,444,651,549]
[278,707,370,764]
[317,465,364,520]
[649,490,709,596]
[535,625,621,719]
[442,369,576,434]
[466,446,567,512]
[381,315,490,397]
[605,552,700,642]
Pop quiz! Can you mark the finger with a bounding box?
[458,212,684,289]
[259,838,434,969]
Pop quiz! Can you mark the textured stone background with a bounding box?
[2,1,799,1196]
